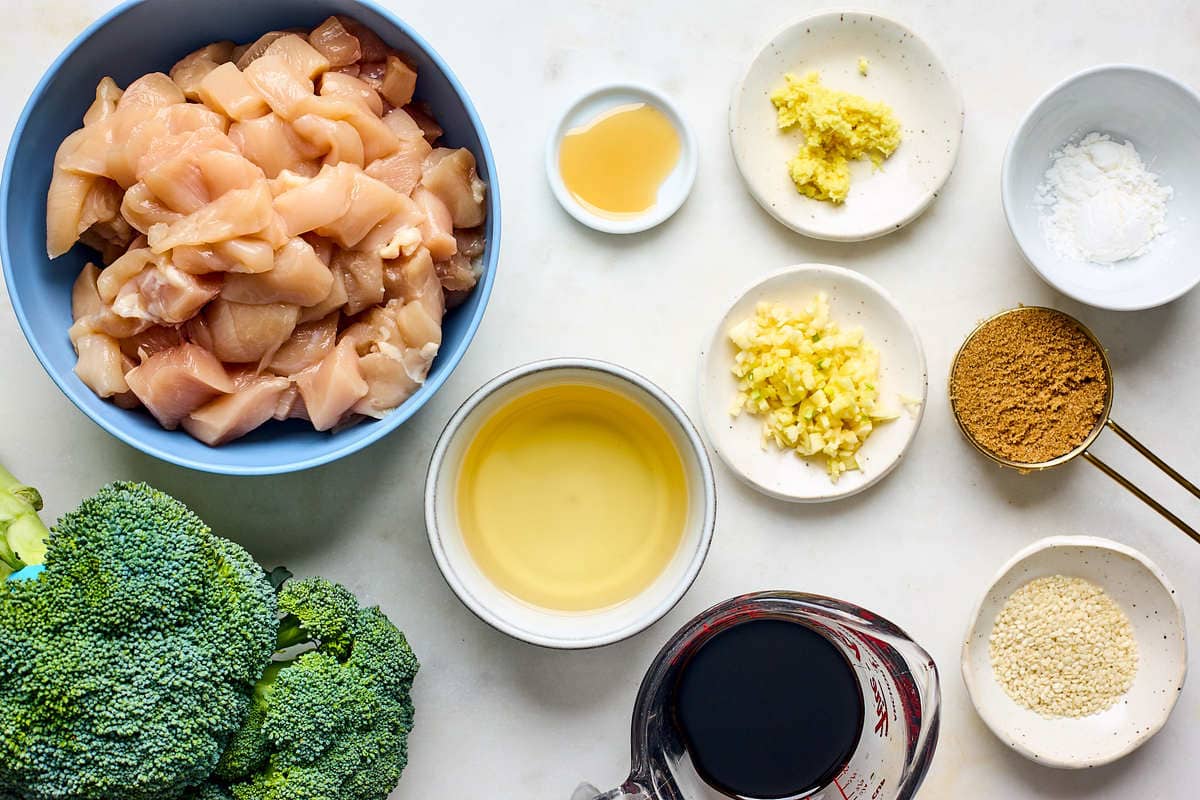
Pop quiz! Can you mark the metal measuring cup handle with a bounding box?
[1080,419,1200,545]
[949,307,1200,545]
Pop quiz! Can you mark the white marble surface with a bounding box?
[2,1,1198,797]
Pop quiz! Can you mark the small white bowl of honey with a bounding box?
[546,84,698,234]
[424,358,716,649]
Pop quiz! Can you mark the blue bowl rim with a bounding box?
[0,0,501,476]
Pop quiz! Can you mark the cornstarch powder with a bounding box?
[1035,133,1172,264]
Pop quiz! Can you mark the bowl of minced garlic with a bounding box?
[962,536,1186,768]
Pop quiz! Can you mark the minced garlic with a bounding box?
[989,575,1138,718]
[857,57,870,76]
[769,71,901,203]
[728,294,896,480]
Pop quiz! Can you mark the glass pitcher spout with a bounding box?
[571,780,650,800]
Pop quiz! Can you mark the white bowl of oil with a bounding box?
[546,84,698,234]
[425,358,716,649]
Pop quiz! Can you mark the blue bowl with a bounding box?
[1,0,500,475]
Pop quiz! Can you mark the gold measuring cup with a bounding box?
[950,306,1200,544]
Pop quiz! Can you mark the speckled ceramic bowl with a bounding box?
[730,11,963,241]
[962,536,1186,768]
[1002,65,1200,310]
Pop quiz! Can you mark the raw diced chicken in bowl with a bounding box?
[44,15,490,448]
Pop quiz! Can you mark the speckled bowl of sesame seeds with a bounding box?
[961,536,1186,768]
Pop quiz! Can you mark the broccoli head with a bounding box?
[214,577,419,800]
[0,481,278,800]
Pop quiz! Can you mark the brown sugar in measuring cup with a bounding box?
[950,308,1108,465]
[949,306,1200,543]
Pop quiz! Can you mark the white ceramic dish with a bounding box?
[1002,65,1200,310]
[545,84,697,234]
[698,264,927,503]
[424,358,717,649]
[961,536,1187,768]
[730,11,962,241]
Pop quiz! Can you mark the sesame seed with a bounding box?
[989,575,1138,718]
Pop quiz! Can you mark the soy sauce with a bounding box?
[670,618,864,799]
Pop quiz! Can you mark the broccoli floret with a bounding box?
[215,577,419,800]
[187,783,235,800]
[0,481,278,800]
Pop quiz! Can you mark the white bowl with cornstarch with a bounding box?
[1003,65,1200,310]
[961,536,1186,768]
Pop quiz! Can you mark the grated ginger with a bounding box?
[728,294,897,480]
[769,71,901,203]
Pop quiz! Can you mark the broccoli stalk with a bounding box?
[0,464,50,576]
[211,577,419,800]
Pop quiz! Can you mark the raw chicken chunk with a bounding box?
[273,162,356,235]
[118,325,184,361]
[308,17,362,67]
[421,148,486,227]
[204,298,299,364]
[235,31,290,70]
[263,34,331,81]
[295,337,368,430]
[73,332,129,398]
[83,77,124,126]
[319,71,382,116]
[170,41,236,100]
[268,312,338,374]
[222,237,333,305]
[147,181,274,252]
[379,56,417,108]
[404,104,443,144]
[333,248,384,315]
[111,261,222,325]
[315,171,400,248]
[365,134,430,195]
[298,263,349,323]
[173,238,274,274]
[412,186,457,261]
[293,114,365,167]
[338,16,389,62]
[125,342,234,429]
[198,62,270,121]
[229,113,316,178]
[117,72,186,111]
[182,372,291,445]
[71,263,104,320]
[243,55,314,120]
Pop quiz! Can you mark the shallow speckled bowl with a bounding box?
[730,11,963,241]
[698,264,927,503]
[962,536,1187,768]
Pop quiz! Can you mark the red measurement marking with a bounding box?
[870,677,889,737]
[833,776,851,800]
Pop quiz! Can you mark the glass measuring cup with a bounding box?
[949,306,1200,544]
[573,591,940,800]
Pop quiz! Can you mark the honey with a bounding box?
[558,103,681,217]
